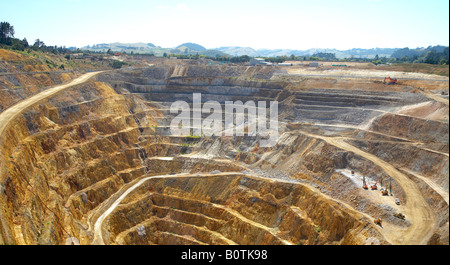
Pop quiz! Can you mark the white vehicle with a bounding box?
[395,198,401,205]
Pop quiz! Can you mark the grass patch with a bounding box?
[315,225,321,233]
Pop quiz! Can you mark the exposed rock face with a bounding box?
[105,174,383,245]
[0,49,82,112]
[0,65,447,245]
[0,80,144,244]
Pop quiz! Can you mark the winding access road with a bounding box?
[0,71,104,244]
[0,71,104,141]
[90,172,294,245]
[300,131,437,245]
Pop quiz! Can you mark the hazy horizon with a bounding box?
[1,0,449,50]
[82,42,448,51]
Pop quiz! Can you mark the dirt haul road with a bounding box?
[0,71,104,142]
[90,172,294,245]
[0,71,104,188]
[301,132,437,245]
[0,71,104,244]
[419,90,449,106]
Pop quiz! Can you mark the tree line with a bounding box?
[0,21,74,55]
[166,53,252,63]
[2,21,448,66]
[389,46,449,65]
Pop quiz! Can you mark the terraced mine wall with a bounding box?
[98,65,448,245]
[0,70,80,112]
[0,65,448,245]
[104,174,383,245]
[0,75,386,245]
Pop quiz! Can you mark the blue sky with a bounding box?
[1,0,448,50]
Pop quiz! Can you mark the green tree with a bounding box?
[0,21,15,43]
[11,38,25,51]
[22,38,29,48]
[424,50,439,64]
[110,60,127,69]
[33,39,44,49]
[312,52,336,60]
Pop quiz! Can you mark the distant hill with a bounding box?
[391,45,448,59]
[198,49,229,57]
[216,47,400,59]
[176,43,206,51]
[83,42,162,54]
[216,47,259,57]
[81,42,448,61]
[83,43,401,58]
[172,43,229,57]
[170,43,227,57]
[83,42,228,57]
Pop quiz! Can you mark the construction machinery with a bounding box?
[381,189,389,196]
[371,181,378,190]
[384,77,398,85]
[363,176,368,190]
[394,213,405,220]
[374,218,383,226]
[389,179,392,196]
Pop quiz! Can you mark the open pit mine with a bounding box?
[0,61,448,245]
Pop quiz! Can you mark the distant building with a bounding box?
[309,62,319,67]
[250,58,271,66]
[71,53,84,58]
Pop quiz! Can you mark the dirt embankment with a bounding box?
[0,49,80,112]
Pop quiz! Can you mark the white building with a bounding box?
[250,58,271,66]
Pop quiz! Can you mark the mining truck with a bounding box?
[394,213,405,220]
